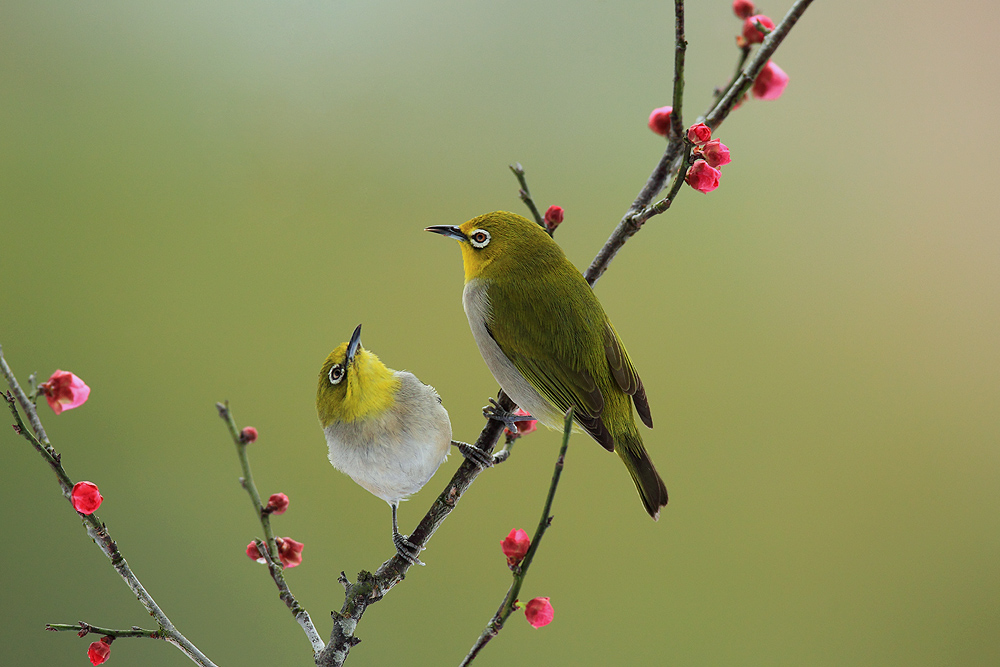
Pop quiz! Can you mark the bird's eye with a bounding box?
[469,229,491,249]
[328,364,345,385]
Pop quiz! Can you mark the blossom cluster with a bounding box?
[646,1,791,195]
[684,124,731,194]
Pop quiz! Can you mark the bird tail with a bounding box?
[616,430,668,520]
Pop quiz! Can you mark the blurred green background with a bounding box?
[2,1,998,665]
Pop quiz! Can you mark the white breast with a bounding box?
[324,372,451,504]
[462,278,564,428]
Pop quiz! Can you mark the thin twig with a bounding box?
[216,402,280,560]
[216,402,325,655]
[460,408,573,666]
[713,44,752,102]
[46,622,161,640]
[0,343,50,446]
[668,0,687,140]
[508,163,546,230]
[4,390,73,496]
[1,350,217,667]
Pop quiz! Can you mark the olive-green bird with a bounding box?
[426,211,668,519]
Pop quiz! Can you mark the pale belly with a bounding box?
[324,372,451,504]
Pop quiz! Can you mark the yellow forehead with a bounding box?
[324,342,350,367]
[460,211,509,236]
[459,219,483,235]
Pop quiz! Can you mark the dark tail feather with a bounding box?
[617,432,668,520]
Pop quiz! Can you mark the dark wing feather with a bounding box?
[511,355,614,451]
[604,322,653,428]
[486,321,615,451]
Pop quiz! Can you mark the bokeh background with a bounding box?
[2,1,998,665]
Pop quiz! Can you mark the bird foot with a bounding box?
[455,440,506,469]
[482,398,534,426]
[393,531,424,566]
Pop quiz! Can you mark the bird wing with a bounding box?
[498,344,615,451]
[483,277,615,451]
[603,322,653,428]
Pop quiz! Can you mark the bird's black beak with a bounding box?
[346,324,362,365]
[425,225,467,242]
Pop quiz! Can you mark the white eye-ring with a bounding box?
[328,364,345,385]
[469,229,491,248]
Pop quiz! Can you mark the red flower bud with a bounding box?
[266,493,289,515]
[741,14,775,45]
[39,370,90,415]
[685,160,722,194]
[752,60,789,101]
[699,139,731,168]
[503,409,538,440]
[500,528,531,568]
[246,540,265,563]
[647,106,673,136]
[686,123,712,145]
[276,537,304,568]
[71,481,103,514]
[543,205,564,233]
[239,427,258,444]
[524,597,554,628]
[87,638,112,665]
[732,0,755,19]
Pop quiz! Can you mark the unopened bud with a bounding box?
[88,637,112,665]
[741,14,774,45]
[699,139,731,168]
[752,60,790,101]
[543,206,564,233]
[686,123,712,145]
[503,409,538,440]
[732,0,755,19]
[685,160,722,194]
[71,481,103,515]
[647,106,673,136]
[524,597,554,628]
[265,493,290,515]
[501,528,531,568]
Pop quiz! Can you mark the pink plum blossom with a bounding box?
[40,370,90,415]
[753,61,790,100]
[501,528,531,568]
[524,597,554,628]
[685,160,722,193]
[647,106,673,136]
[71,481,103,514]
